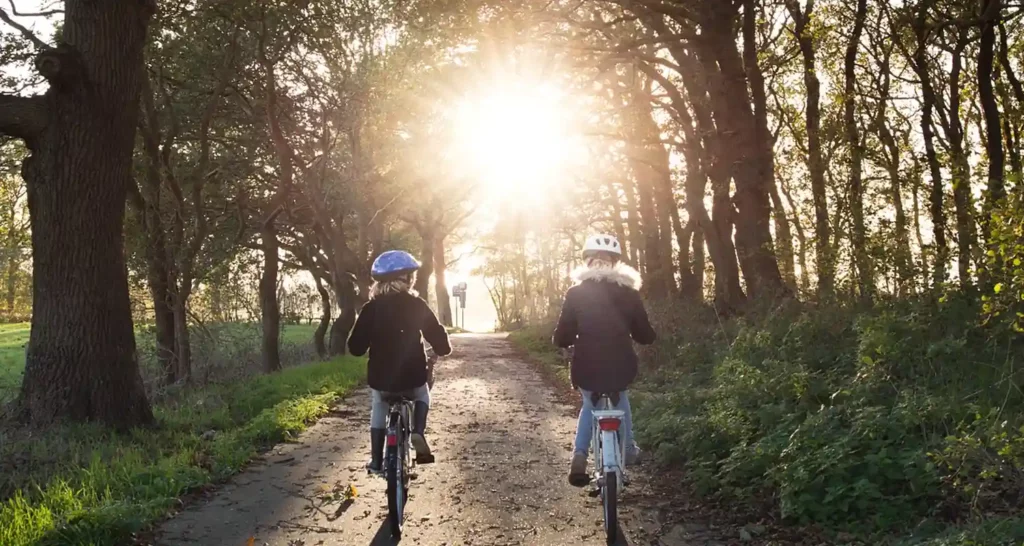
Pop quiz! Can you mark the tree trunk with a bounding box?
[329,278,356,355]
[148,254,176,385]
[945,39,977,289]
[607,182,630,263]
[999,23,1024,178]
[979,0,1005,242]
[414,226,435,300]
[10,0,156,428]
[434,234,453,327]
[260,219,282,373]
[788,1,833,298]
[172,289,191,382]
[622,179,643,270]
[845,0,871,301]
[912,8,948,286]
[702,17,788,300]
[313,275,330,358]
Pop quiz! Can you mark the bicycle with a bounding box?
[372,393,417,539]
[589,391,626,543]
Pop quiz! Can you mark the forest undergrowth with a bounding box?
[510,296,1024,545]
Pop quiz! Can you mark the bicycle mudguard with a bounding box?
[591,391,622,406]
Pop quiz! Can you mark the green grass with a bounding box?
[0,355,366,546]
[508,325,571,388]
[0,323,319,402]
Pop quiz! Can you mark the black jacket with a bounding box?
[348,291,452,392]
[552,265,656,393]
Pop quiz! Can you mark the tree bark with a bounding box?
[434,234,453,327]
[260,216,282,373]
[911,4,949,286]
[701,12,788,300]
[414,226,435,299]
[329,278,356,355]
[979,0,1005,243]
[9,0,157,428]
[788,0,833,299]
[844,0,872,301]
[313,274,330,358]
[944,38,977,289]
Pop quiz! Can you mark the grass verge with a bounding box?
[507,325,570,389]
[0,356,365,546]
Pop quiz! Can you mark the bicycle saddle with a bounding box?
[590,391,621,406]
[381,393,415,404]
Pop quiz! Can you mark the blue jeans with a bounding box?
[573,389,635,456]
[370,384,430,429]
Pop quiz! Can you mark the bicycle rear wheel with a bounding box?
[602,470,618,543]
[386,426,407,537]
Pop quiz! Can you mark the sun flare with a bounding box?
[451,82,586,201]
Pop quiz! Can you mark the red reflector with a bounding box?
[599,418,620,431]
[386,434,397,446]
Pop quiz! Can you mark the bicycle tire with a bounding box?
[386,442,403,538]
[602,470,618,543]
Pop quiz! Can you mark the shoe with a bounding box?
[568,452,589,487]
[625,445,642,466]
[366,428,385,474]
[412,401,434,464]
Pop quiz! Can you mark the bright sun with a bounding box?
[451,82,586,200]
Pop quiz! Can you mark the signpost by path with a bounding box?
[451,282,468,330]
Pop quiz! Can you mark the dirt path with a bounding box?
[155,334,730,546]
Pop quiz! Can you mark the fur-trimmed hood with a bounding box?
[572,263,643,290]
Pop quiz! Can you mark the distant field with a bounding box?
[0,322,320,401]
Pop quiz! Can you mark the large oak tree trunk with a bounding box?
[12,0,156,428]
[414,227,435,299]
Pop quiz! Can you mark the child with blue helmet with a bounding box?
[348,250,452,472]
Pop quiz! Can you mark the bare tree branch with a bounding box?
[0,93,46,140]
[7,0,61,17]
[0,7,50,50]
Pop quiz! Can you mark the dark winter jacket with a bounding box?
[348,291,452,392]
[552,264,656,393]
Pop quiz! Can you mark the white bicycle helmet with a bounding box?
[582,234,622,259]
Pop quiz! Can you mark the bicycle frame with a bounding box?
[591,396,626,490]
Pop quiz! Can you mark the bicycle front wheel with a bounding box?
[602,470,618,543]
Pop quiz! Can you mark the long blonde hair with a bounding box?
[369,273,418,299]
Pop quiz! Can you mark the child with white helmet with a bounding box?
[348,250,452,473]
[552,234,656,486]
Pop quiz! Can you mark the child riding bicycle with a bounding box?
[552,234,656,486]
[348,250,452,473]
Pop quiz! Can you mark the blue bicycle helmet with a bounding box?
[371,250,421,279]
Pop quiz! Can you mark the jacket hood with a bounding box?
[572,262,643,290]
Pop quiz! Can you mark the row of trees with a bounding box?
[0,0,485,427]
[1,0,1021,428]
[479,0,1024,322]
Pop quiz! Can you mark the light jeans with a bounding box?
[370,384,430,429]
[573,389,635,456]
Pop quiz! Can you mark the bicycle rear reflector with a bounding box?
[599,418,620,431]
[386,434,398,447]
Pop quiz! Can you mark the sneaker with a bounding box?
[625,445,642,466]
[366,460,382,474]
[568,452,589,486]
